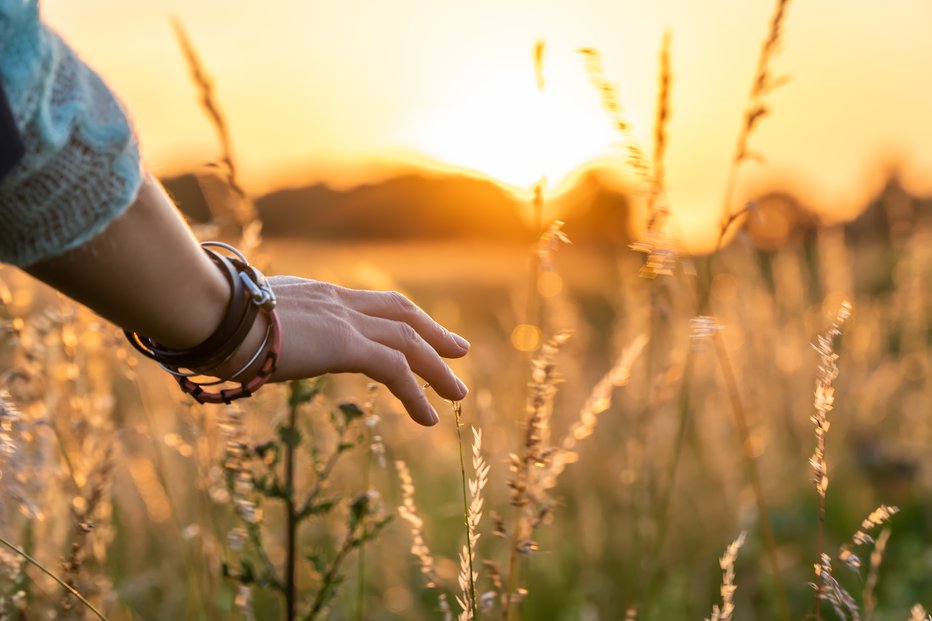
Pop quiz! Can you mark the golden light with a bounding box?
[511,323,541,352]
[40,0,932,228]
[405,48,617,193]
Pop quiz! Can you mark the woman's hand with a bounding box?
[267,277,469,426]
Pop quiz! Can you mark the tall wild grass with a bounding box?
[1,1,932,619]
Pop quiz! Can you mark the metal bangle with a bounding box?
[202,241,276,311]
[157,316,273,384]
[226,318,274,381]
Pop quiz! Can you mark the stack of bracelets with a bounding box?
[125,242,281,405]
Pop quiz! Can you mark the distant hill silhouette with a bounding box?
[551,169,636,247]
[257,173,531,242]
[162,168,637,246]
[161,167,929,253]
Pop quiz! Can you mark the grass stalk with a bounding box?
[502,508,522,621]
[0,533,109,621]
[519,40,548,352]
[642,347,695,617]
[171,18,246,204]
[356,429,372,621]
[711,330,789,621]
[356,387,379,621]
[716,0,792,249]
[454,401,479,621]
[863,528,892,621]
[814,447,826,621]
[285,396,300,621]
[810,301,852,620]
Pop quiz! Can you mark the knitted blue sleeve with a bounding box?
[0,0,143,267]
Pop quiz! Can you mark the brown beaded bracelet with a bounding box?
[124,241,281,404]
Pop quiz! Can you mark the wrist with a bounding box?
[125,241,282,404]
[207,309,271,381]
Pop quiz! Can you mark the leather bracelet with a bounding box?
[160,314,274,384]
[125,250,252,370]
[156,250,262,371]
[124,241,280,404]
[174,308,281,405]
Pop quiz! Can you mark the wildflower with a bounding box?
[396,460,452,620]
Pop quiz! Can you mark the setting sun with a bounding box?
[405,45,618,192]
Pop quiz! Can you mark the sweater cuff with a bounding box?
[0,26,143,267]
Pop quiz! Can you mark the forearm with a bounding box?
[25,174,230,350]
[23,172,468,426]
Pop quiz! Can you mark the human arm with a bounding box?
[2,4,466,425]
[26,174,469,426]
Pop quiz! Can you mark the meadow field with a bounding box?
[2,0,932,619]
[1,202,931,620]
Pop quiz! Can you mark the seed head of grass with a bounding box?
[0,389,20,456]
[717,0,795,245]
[631,31,679,280]
[810,301,852,501]
[908,605,932,621]
[454,401,487,621]
[839,505,899,573]
[395,459,453,620]
[814,553,860,621]
[705,532,746,621]
[578,48,652,186]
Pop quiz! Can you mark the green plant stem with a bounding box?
[243,520,284,591]
[299,425,351,516]
[285,398,299,621]
[356,426,373,621]
[711,331,789,621]
[307,523,362,620]
[814,439,827,621]
[0,534,109,621]
[501,503,523,621]
[454,402,479,621]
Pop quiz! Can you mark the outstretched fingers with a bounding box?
[341,289,470,359]
[351,338,441,426]
[354,312,468,402]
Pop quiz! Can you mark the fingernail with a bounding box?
[455,377,469,398]
[428,406,440,426]
[452,333,470,350]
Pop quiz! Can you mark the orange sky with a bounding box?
[42,0,932,247]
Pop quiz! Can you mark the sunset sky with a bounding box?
[42,0,932,246]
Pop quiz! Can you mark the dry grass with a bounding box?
[705,532,746,621]
[1,1,931,619]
